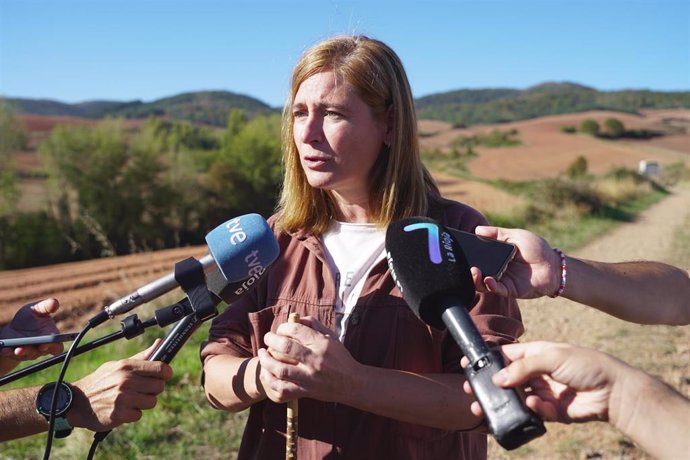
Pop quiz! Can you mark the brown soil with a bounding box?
[487,185,690,459]
[1,110,688,458]
[420,109,689,182]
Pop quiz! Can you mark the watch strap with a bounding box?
[54,416,74,438]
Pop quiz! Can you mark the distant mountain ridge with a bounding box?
[416,82,690,125]
[6,90,277,126]
[6,82,690,127]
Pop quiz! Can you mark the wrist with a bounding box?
[337,361,369,407]
[65,380,90,429]
[247,357,266,401]
[607,358,648,430]
[547,248,567,298]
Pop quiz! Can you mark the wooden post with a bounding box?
[286,312,299,460]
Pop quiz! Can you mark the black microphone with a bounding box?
[146,254,278,364]
[89,213,279,327]
[385,217,546,450]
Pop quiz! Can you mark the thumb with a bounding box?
[474,225,499,239]
[131,338,163,360]
[30,298,60,317]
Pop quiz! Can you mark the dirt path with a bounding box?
[490,186,690,459]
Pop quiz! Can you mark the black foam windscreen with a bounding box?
[205,261,273,306]
[385,217,476,329]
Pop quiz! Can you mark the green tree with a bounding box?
[0,100,27,214]
[40,119,177,257]
[604,117,626,138]
[580,119,600,136]
[205,113,282,225]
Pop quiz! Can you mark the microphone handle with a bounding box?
[440,301,546,450]
[148,313,206,363]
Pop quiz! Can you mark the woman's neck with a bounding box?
[331,191,372,223]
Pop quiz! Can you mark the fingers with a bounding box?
[257,348,302,402]
[265,317,333,363]
[493,345,562,388]
[471,267,487,293]
[298,317,335,337]
[264,335,301,364]
[126,359,173,380]
[29,298,60,317]
[524,394,559,422]
[470,401,483,417]
[131,338,163,360]
[258,348,300,382]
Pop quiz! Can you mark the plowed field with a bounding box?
[3,109,688,329]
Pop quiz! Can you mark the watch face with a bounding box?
[37,382,73,417]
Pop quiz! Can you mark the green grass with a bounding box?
[481,176,668,252]
[669,189,690,269]
[1,303,247,459]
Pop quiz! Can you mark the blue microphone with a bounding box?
[89,213,279,327]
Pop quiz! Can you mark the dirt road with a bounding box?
[490,186,690,459]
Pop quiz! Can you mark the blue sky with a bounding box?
[1,0,688,107]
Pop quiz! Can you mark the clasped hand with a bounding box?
[258,317,360,403]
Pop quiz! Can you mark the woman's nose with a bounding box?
[298,114,324,144]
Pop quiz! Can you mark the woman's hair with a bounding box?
[276,35,438,234]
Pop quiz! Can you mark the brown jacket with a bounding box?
[200,196,524,459]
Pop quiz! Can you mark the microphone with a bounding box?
[146,262,278,363]
[385,217,546,450]
[90,213,279,327]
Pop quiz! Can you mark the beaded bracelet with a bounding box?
[549,248,567,298]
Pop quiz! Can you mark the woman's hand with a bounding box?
[258,316,361,403]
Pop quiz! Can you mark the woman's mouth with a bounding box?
[303,155,331,169]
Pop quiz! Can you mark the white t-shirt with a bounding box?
[322,221,386,341]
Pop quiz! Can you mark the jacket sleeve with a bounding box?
[199,289,258,365]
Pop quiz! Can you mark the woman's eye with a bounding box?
[293,110,307,118]
[325,110,342,118]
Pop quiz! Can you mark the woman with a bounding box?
[201,35,524,459]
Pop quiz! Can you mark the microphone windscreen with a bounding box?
[385,217,475,329]
[205,214,280,282]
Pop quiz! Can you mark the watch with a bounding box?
[35,382,74,438]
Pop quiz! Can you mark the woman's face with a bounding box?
[292,70,389,199]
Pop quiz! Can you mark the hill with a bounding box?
[6,90,277,127]
[7,82,690,128]
[4,97,132,117]
[415,82,690,125]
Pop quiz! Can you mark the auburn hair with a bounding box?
[276,35,438,234]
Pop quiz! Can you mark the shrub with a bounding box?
[580,119,600,136]
[604,118,626,138]
[560,125,577,134]
[539,178,605,216]
[566,156,588,178]
[0,212,78,269]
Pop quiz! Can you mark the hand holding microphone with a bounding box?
[385,217,546,450]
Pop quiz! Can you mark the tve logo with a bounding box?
[225,217,247,245]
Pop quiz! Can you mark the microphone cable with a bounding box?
[42,322,92,460]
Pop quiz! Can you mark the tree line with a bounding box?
[0,104,282,269]
[416,83,690,126]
